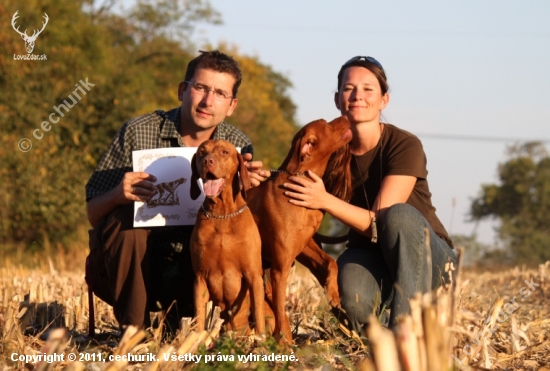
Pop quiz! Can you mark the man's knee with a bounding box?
[106,203,141,232]
[87,203,151,301]
[98,204,150,256]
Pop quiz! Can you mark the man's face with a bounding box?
[178,68,238,132]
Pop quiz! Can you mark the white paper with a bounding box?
[132,147,203,227]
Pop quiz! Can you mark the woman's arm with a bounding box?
[284,171,416,236]
[372,175,416,216]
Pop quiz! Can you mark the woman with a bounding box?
[283,56,456,334]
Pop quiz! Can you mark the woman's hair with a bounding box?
[337,57,389,95]
[323,142,353,203]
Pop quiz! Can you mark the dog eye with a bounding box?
[306,136,318,146]
[221,150,229,155]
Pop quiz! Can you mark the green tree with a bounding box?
[470,142,550,264]
[450,234,511,267]
[0,0,299,249]
[128,0,221,46]
[219,44,299,169]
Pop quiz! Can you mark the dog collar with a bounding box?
[269,169,309,179]
[200,204,248,219]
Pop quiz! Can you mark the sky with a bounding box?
[120,0,550,244]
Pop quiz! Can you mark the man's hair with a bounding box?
[184,50,242,97]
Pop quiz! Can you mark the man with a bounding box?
[85,50,267,331]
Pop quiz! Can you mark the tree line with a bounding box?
[0,0,299,248]
[1,0,548,265]
[469,142,550,265]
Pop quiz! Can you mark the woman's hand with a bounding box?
[284,170,379,236]
[283,170,329,210]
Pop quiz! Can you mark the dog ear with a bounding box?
[301,141,314,157]
[282,128,309,173]
[323,142,353,202]
[190,153,201,200]
[236,153,251,200]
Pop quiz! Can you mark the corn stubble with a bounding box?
[1,254,549,370]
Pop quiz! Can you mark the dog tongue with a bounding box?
[203,178,225,197]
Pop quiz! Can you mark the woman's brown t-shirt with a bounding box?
[347,123,453,249]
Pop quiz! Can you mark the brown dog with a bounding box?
[247,116,353,343]
[190,140,266,335]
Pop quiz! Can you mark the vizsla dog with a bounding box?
[247,116,353,343]
[190,140,267,335]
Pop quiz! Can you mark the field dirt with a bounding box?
[0,257,549,370]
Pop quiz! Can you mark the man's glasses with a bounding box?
[342,56,384,72]
[185,81,234,100]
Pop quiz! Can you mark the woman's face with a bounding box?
[335,66,389,125]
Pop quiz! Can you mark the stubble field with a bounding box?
[0,253,549,371]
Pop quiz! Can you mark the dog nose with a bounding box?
[203,156,216,167]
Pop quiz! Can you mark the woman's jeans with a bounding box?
[336,203,457,334]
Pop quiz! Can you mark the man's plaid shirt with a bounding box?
[85,107,253,254]
[86,107,252,201]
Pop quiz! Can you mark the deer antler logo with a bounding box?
[11,11,49,54]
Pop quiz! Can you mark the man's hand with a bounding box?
[242,153,269,188]
[87,171,157,228]
[118,172,157,203]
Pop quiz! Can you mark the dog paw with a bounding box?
[253,333,267,343]
[326,290,341,308]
